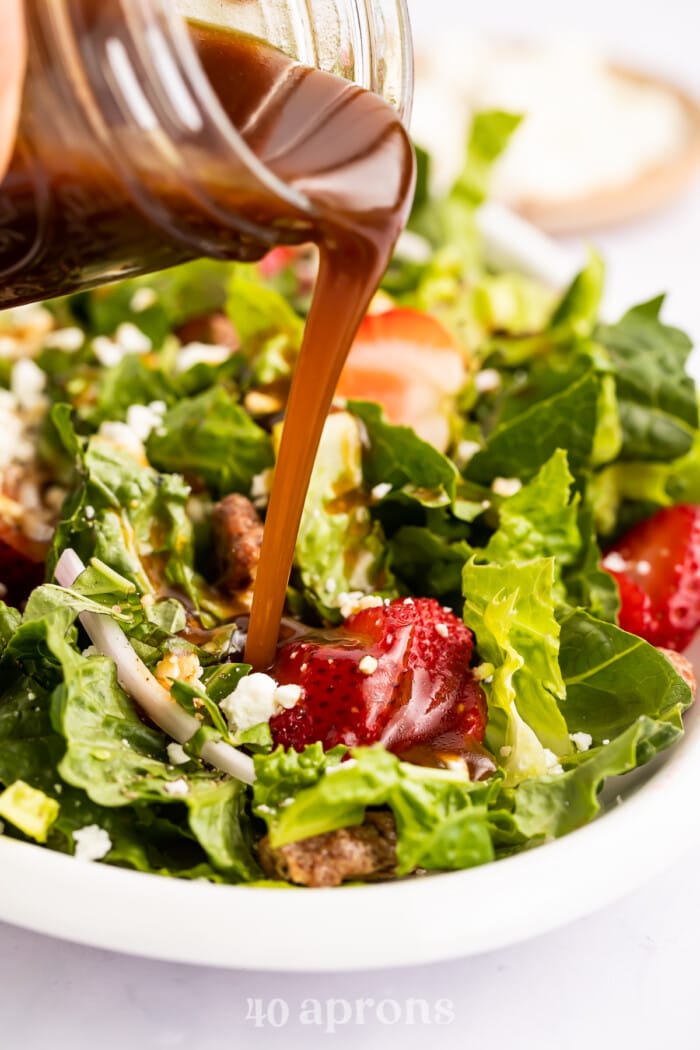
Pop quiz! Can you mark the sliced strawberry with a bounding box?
[603,504,700,651]
[257,246,302,280]
[0,519,46,607]
[335,308,466,451]
[270,597,487,757]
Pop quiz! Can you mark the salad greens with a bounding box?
[0,110,696,886]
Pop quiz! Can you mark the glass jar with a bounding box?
[0,0,413,308]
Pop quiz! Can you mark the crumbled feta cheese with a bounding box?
[116,322,152,354]
[92,336,124,368]
[176,342,230,373]
[474,369,502,394]
[371,482,393,501]
[338,592,384,618]
[499,745,513,758]
[44,327,85,352]
[130,287,157,313]
[73,824,112,862]
[275,684,303,709]
[125,400,167,442]
[9,303,53,333]
[220,673,277,731]
[11,358,46,411]
[395,229,432,264]
[570,731,593,752]
[358,655,378,676]
[219,673,303,732]
[602,551,627,573]
[543,748,564,775]
[167,742,190,766]
[492,477,522,498]
[251,468,274,509]
[22,513,54,543]
[0,393,26,469]
[636,559,651,576]
[84,505,96,521]
[163,777,189,798]
[155,650,203,690]
[435,622,449,639]
[454,440,482,468]
[97,421,146,460]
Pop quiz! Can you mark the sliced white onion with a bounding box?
[54,549,256,785]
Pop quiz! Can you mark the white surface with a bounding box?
[2,0,700,1044]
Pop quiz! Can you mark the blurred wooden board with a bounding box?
[504,66,700,235]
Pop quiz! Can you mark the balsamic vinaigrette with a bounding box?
[0,22,415,667]
[190,26,416,667]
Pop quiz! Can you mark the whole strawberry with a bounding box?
[604,504,700,651]
[270,597,487,755]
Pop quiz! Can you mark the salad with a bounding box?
[0,112,698,887]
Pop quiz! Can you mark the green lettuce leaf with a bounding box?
[0,781,60,843]
[61,259,235,347]
[485,450,581,576]
[463,558,571,776]
[466,371,600,484]
[227,265,304,345]
[1,595,260,880]
[84,354,178,428]
[562,505,621,623]
[146,386,273,498]
[49,430,197,603]
[558,609,692,742]
[350,400,459,507]
[596,298,697,462]
[291,412,391,609]
[511,714,683,839]
[452,111,524,210]
[389,526,472,607]
[255,746,494,876]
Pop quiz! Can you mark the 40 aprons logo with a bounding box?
[245,997,456,1032]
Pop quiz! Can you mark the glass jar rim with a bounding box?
[156,0,415,221]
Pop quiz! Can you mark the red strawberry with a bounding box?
[269,597,487,756]
[335,309,466,452]
[0,519,46,607]
[603,504,700,651]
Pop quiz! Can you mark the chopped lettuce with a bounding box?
[596,298,698,463]
[508,714,683,840]
[0,781,60,843]
[463,558,571,779]
[0,107,696,888]
[254,746,494,875]
[466,370,601,484]
[558,609,691,742]
[146,386,274,498]
[291,412,391,610]
[349,400,459,507]
[485,450,581,576]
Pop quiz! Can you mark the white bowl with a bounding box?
[0,636,697,972]
[0,216,696,971]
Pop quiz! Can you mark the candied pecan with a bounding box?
[211,493,263,593]
[258,811,397,888]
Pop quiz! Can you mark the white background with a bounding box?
[3,1,700,1047]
